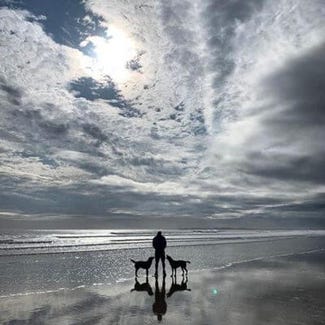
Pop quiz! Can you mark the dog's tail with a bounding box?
[130,259,136,263]
[186,261,191,264]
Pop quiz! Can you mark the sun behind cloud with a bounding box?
[81,25,137,83]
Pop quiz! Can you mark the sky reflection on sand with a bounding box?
[1,252,325,325]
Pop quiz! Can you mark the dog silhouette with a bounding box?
[131,257,154,277]
[166,255,190,277]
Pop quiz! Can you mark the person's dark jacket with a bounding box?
[152,234,166,253]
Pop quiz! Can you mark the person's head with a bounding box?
[157,231,162,236]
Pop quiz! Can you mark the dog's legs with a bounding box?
[146,268,148,278]
[135,268,138,277]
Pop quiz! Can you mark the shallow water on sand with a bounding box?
[1,250,324,325]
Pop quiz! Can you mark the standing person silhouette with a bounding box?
[152,231,167,277]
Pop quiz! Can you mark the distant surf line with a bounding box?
[0,235,316,257]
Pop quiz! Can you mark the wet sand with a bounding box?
[1,250,324,325]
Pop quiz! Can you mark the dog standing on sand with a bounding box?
[130,257,154,277]
[166,255,190,277]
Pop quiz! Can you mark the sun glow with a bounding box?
[82,26,137,82]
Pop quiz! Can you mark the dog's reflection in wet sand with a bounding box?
[130,277,153,296]
[167,275,191,298]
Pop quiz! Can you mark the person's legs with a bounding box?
[155,253,160,276]
[161,252,166,276]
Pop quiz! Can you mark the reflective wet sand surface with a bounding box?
[1,250,324,325]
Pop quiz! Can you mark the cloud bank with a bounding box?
[0,0,324,228]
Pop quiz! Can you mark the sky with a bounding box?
[0,0,324,229]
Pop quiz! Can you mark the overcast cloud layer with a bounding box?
[0,0,324,228]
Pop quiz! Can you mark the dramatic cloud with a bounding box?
[0,0,324,228]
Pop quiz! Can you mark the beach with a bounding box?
[1,0,325,323]
[0,231,325,324]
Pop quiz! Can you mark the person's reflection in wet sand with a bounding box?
[152,275,167,322]
[131,274,192,321]
[130,277,153,296]
[167,275,191,298]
